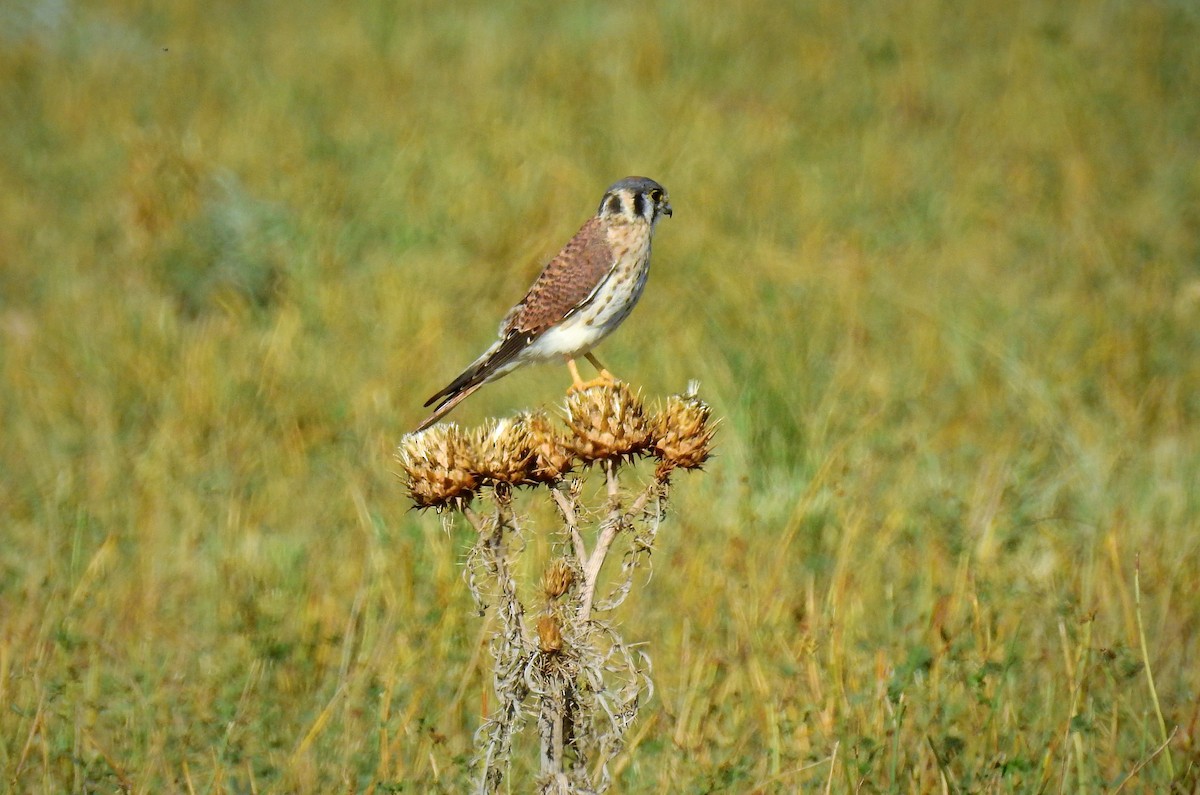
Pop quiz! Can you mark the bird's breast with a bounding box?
[523,223,654,361]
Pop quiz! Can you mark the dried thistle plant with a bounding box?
[396,381,715,794]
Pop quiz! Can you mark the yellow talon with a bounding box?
[566,356,617,393]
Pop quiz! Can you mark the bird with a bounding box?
[415,176,672,432]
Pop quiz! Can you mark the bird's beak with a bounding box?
[663,202,673,218]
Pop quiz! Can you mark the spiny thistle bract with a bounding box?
[541,559,576,600]
[395,424,479,509]
[525,412,574,483]
[651,390,716,477]
[396,381,715,793]
[473,416,537,486]
[563,381,652,463]
[536,614,564,654]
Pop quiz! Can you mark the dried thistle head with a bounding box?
[472,416,536,486]
[541,559,576,601]
[563,381,651,463]
[537,614,564,654]
[525,412,574,483]
[396,425,479,510]
[651,387,716,477]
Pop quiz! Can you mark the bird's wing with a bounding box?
[422,331,531,409]
[414,380,485,432]
[415,216,614,431]
[414,334,527,431]
[501,215,615,336]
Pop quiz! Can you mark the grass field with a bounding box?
[2,0,1199,791]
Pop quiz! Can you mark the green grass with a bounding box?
[2,0,1199,791]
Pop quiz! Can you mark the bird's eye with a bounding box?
[649,189,662,203]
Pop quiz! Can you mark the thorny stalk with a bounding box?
[396,382,715,794]
[550,484,588,565]
[463,496,531,794]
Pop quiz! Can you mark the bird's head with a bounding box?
[597,177,672,226]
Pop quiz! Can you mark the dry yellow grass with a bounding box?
[2,0,1198,791]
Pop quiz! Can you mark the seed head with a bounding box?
[524,412,575,483]
[564,382,652,463]
[472,416,537,486]
[541,559,576,600]
[651,389,715,477]
[395,425,479,510]
[537,614,564,654]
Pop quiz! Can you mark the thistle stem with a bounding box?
[578,463,623,622]
[578,466,662,622]
[550,485,588,566]
[538,672,568,784]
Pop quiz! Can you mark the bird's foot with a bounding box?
[567,369,617,393]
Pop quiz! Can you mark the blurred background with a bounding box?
[2,0,1198,790]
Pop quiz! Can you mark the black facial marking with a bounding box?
[632,192,645,218]
[605,194,622,215]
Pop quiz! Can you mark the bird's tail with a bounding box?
[414,334,529,431]
[413,380,486,432]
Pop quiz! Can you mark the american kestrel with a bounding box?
[415,176,672,431]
